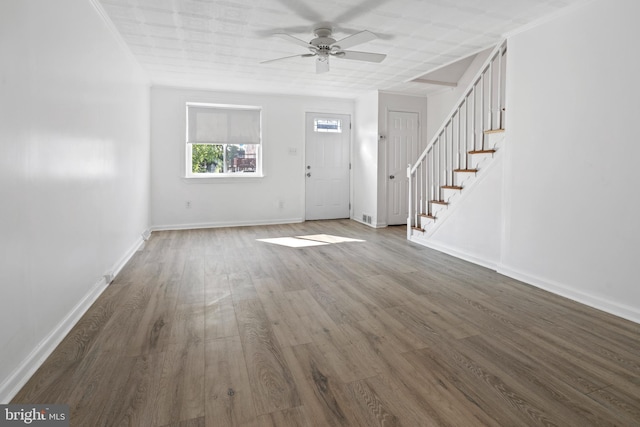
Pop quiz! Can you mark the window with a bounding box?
[186,103,262,177]
[314,118,342,133]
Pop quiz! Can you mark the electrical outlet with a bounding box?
[185,201,191,209]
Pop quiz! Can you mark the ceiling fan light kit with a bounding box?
[262,25,386,74]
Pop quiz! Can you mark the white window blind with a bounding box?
[187,105,261,144]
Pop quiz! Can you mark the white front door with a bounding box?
[387,111,419,225]
[305,113,351,220]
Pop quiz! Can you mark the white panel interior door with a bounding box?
[387,111,419,225]
[305,113,351,220]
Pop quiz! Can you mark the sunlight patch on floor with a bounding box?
[256,237,329,247]
[256,234,365,248]
[296,234,366,244]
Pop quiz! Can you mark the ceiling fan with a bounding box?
[261,25,387,74]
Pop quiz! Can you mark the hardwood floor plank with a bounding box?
[229,272,259,302]
[403,346,541,426]
[457,333,626,426]
[496,326,612,394]
[205,294,239,340]
[525,325,640,388]
[68,350,160,426]
[588,384,640,425]
[303,277,372,324]
[155,340,205,425]
[346,274,420,309]
[205,336,257,427]
[402,295,482,340]
[342,308,428,355]
[256,289,313,347]
[255,406,312,427]
[344,378,404,427]
[281,344,355,427]
[315,342,376,384]
[234,298,301,414]
[179,256,205,304]
[396,350,504,426]
[159,417,205,427]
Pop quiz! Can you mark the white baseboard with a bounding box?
[110,234,146,278]
[497,264,640,325]
[151,218,304,232]
[351,217,385,229]
[410,237,499,271]
[0,277,107,403]
[0,234,147,403]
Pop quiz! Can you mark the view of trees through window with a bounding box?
[191,144,257,174]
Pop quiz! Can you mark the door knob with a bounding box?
[306,172,311,177]
[389,175,395,179]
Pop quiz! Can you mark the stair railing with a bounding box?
[407,40,507,238]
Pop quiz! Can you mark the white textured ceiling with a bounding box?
[98,0,588,98]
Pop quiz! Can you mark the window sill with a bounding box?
[182,174,265,183]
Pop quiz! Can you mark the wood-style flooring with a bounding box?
[12,220,640,426]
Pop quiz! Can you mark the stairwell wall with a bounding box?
[500,0,640,322]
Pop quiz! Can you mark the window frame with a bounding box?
[184,102,264,179]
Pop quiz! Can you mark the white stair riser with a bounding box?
[470,153,494,169]
[454,172,476,187]
[420,216,435,229]
[430,202,448,215]
[441,188,462,201]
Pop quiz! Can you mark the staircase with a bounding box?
[407,40,507,241]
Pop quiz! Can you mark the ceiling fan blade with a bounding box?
[335,50,386,63]
[316,57,330,74]
[333,0,392,24]
[261,53,315,64]
[273,0,322,23]
[273,33,312,49]
[333,30,378,50]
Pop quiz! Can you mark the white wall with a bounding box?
[352,91,380,226]
[150,87,353,229]
[0,0,151,401]
[499,0,640,322]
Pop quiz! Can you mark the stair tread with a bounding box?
[441,185,463,190]
[469,149,496,154]
[431,200,449,205]
[454,169,478,173]
[484,129,505,134]
[412,226,425,232]
[420,213,436,220]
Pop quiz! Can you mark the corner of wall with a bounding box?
[0,233,147,403]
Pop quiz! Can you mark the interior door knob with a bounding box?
[306,172,311,177]
[389,175,395,179]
